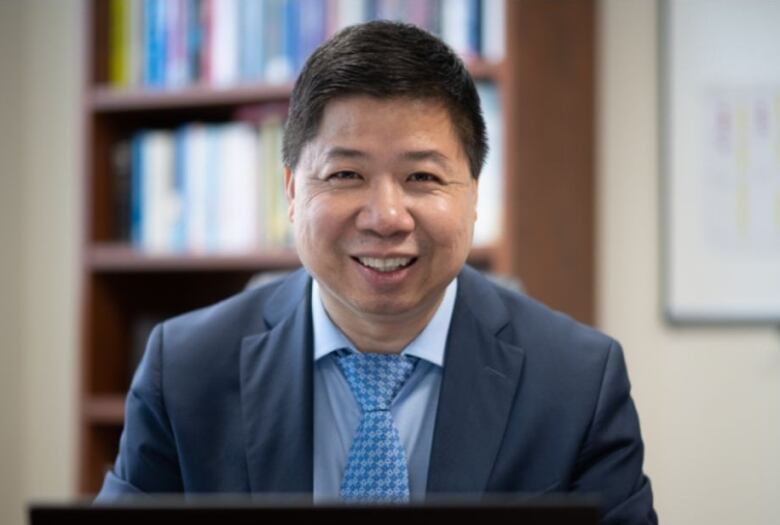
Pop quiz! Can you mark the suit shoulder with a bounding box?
[460,268,617,369]
[157,270,306,361]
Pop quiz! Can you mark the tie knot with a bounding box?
[337,353,417,412]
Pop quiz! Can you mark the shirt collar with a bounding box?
[311,278,458,368]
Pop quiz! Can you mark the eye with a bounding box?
[327,171,362,181]
[407,172,441,183]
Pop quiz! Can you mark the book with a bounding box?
[474,81,503,246]
[109,0,130,86]
[112,139,132,242]
[210,0,239,86]
[481,0,504,62]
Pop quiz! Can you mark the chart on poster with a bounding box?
[664,0,780,321]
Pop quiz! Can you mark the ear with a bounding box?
[284,165,295,222]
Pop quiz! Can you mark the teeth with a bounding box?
[358,257,413,272]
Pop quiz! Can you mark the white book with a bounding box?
[336,0,368,32]
[474,82,503,246]
[262,118,288,247]
[183,124,210,253]
[218,123,259,252]
[481,0,505,62]
[211,0,239,86]
[141,131,176,253]
[441,0,469,56]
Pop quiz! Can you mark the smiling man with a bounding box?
[97,21,657,524]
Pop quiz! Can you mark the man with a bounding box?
[97,21,657,523]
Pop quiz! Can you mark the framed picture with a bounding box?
[662,0,780,322]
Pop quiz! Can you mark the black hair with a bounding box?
[282,20,488,179]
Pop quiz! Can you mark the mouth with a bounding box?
[352,256,418,273]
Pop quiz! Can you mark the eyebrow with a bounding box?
[323,147,369,161]
[401,149,451,169]
[324,147,451,169]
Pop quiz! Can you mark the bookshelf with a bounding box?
[78,0,595,494]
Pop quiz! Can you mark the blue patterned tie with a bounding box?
[336,352,418,503]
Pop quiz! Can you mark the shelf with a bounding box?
[465,58,504,82]
[88,243,302,273]
[89,59,500,114]
[87,243,497,273]
[90,83,294,113]
[84,394,125,425]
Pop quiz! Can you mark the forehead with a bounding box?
[312,95,461,148]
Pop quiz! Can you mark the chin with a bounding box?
[349,296,419,317]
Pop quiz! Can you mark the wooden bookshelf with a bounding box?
[78,0,595,495]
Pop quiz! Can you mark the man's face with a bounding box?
[285,96,477,324]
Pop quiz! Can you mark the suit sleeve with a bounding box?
[572,341,658,524]
[94,323,183,501]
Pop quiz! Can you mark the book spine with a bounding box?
[144,0,166,87]
[211,0,239,86]
[129,0,144,86]
[130,132,144,247]
[165,0,189,87]
[263,0,285,83]
[199,0,213,84]
[473,81,503,246]
[466,0,481,57]
[442,0,468,57]
[109,0,130,86]
[186,0,203,83]
[481,0,505,62]
[171,127,187,252]
[297,0,327,73]
[283,0,300,79]
[336,0,368,31]
[185,124,209,253]
[112,139,132,242]
[205,126,220,251]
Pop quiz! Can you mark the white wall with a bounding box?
[597,1,780,524]
[0,2,25,524]
[0,2,81,524]
[19,0,80,504]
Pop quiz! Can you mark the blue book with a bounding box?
[129,132,144,247]
[186,0,203,82]
[366,0,379,20]
[144,0,166,86]
[262,0,285,82]
[283,0,300,79]
[466,0,481,56]
[239,0,265,81]
[171,127,187,252]
[205,126,220,252]
[297,0,326,73]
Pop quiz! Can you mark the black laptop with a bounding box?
[30,493,600,525]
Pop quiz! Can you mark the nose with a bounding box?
[355,177,415,237]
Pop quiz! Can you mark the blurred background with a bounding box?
[0,0,779,524]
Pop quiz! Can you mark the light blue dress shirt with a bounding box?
[312,278,458,503]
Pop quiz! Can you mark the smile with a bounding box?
[354,256,417,273]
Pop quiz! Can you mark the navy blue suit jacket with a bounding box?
[96,266,656,523]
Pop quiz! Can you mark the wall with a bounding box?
[0,2,82,523]
[0,2,25,524]
[19,0,80,504]
[597,1,780,523]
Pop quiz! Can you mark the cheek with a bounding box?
[415,195,476,246]
[296,193,352,246]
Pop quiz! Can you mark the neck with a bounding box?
[320,290,447,355]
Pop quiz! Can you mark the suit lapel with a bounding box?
[426,267,526,494]
[240,270,314,494]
